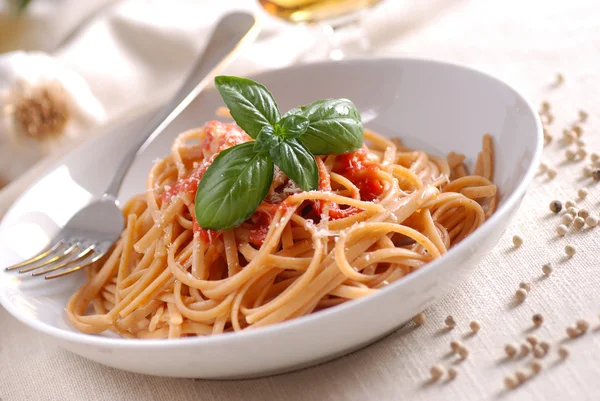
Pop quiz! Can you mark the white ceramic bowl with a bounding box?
[0,58,542,379]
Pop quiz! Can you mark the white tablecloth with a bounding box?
[2,0,600,400]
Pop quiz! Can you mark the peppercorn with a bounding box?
[586,215,599,227]
[519,282,531,292]
[576,319,590,333]
[565,244,576,257]
[412,312,426,325]
[512,235,523,247]
[549,200,562,214]
[430,364,445,381]
[519,343,531,357]
[578,209,589,219]
[526,335,539,346]
[532,314,544,327]
[573,216,585,230]
[558,346,569,359]
[505,343,518,358]
[556,225,568,236]
[561,214,573,225]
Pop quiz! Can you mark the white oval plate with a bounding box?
[0,58,542,379]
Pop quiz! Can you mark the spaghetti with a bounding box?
[67,120,497,338]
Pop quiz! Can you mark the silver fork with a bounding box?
[4,12,260,279]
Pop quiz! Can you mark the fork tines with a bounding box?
[5,239,105,279]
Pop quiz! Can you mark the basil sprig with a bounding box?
[195,76,363,230]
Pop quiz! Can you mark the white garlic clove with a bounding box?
[0,51,106,184]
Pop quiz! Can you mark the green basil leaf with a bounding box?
[275,115,310,139]
[214,76,280,138]
[253,125,281,154]
[195,142,274,230]
[268,138,318,191]
[286,98,363,155]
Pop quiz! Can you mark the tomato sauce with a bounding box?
[311,148,383,220]
[247,202,286,247]
[161,121,251,204]
[332,145,383,201]
[192,219,219,243]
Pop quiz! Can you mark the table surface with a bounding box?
[2,0,600,400]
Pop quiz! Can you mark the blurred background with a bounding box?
[0,0,598,212]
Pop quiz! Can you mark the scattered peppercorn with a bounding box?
[540,342,550,354]
[558,346,569,359]
[412,312,426,325]
[519,282,531,292]
[576,319,590,333]
[526,335,539,346]
[542,263,553,276]
[572,125,583,137]
[505,343,518,358]
[516,288,528,302]
[430,364,445,381]
[457,346,469,360]
[578,209,589,219]
[583,165,593,177]
[531,361,543,374]
[566,206,578,216]
[515,369,528,383]
[573,216,585,230]
[565,200,576,209]
[591,152,600,163]
[592,170,600,182]
[563,129,576,144]
[561,214,574,225]
[578,188,589,200]
[447,367,458,380]
[445,315,456,329]
[469,320,481,334]
[577,148,587,159]
[450,340,463,353]
[532,314,544,327]
[565,244,576,257]
[504,375,518,389]
[547,169,557,179]
[549,200,562,214]
[533,345,545,359]
[512,235,523,247]
[555,73,564,85]
[566,326,580,339]
[586,215,599,227]
[579,110,588,122]
[565,149,576,161]
[541,101,550,112]
[519,343,531,357]
[556,225,568,236]
[576,138,585,147]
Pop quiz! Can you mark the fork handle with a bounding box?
[104,12,260,199]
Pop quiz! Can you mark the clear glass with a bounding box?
[258,0,384,60]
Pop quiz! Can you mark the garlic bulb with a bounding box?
[0,51,106,187]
